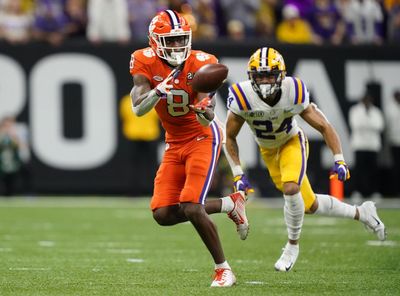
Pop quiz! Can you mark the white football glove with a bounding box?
[155,69,180,98]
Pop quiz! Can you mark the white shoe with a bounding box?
[358,201,386,241]
[274,242,299,272]
[210,268,236,287]
[227,191,249,240]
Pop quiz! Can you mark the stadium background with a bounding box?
[0,41,399,197]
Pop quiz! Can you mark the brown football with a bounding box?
[191,63,229,93]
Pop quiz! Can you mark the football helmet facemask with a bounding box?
[247,47,286,100]
[148,10,192,66]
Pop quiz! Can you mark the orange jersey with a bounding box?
[130,48,218,143]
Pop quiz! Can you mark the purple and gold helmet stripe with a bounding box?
[199,121,221,204]
[230,84,251,111]
[292,78,305,105]
[297,130,307,185]
[165,9,181,29]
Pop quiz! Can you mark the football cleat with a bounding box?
[210,268,236,287]
[358,201,386,241]
[274,242,299,272]
[227,191,249,240]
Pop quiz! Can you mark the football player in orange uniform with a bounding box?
[129,10,246,287]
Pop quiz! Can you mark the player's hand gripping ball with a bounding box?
[191,63,229,93]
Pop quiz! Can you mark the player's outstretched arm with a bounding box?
[130,74,157,116]
[131,69,177,116]
[189,93,216,126]
[300,103,350,181]
[224,111,254,194]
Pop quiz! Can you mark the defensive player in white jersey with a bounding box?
[224,47,386,272]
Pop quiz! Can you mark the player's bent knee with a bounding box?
[306,199,318,214]
[283,182,300,196]
[181,203,204,220]
[153,208,174,226]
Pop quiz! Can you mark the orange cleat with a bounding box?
[227,191,249,240]
[210,268,236,287]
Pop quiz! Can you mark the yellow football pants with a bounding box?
[259,130,316,211]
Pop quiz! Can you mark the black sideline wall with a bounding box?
[0,41,399,196]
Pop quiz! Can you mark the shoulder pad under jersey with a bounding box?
[132,47,157,65]
[226,81,252,115]
[129,47,157,79]
[190,50,218,69]
[283,76,310,113]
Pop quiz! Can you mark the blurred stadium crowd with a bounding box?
[0,0,400,46]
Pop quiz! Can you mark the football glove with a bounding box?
[233,174,254,195]
[330,160,350,181]
[189,96,213,114]
[155,68,180,98]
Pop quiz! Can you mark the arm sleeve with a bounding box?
[131,89,160,117]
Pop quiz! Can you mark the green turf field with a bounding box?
[0,197,399,296]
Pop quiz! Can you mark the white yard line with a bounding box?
[126,258,144,263]
[38,241,55,247]
[9,267,51,271]
[366,240,398,247]
[106,249,141,254]
[245,281,266,285]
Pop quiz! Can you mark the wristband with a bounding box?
[334,154,344,162]
[232,165,244,177]
[155,88,163,97]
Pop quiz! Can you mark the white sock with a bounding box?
[284,192,305,241]
[215,260,231,270]
[221,196,234,213]
[315,194,356,219]
[286,242,299,250]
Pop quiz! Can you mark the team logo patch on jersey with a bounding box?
[248,111,264,117]
[196,52,211,61]
[284,108,294,113]
[153,76,163,82]
[186,72,194,86]
[143,48,155,58]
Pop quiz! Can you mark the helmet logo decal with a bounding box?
[149,17,158,32]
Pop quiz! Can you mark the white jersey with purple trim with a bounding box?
[226,76,310,149]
